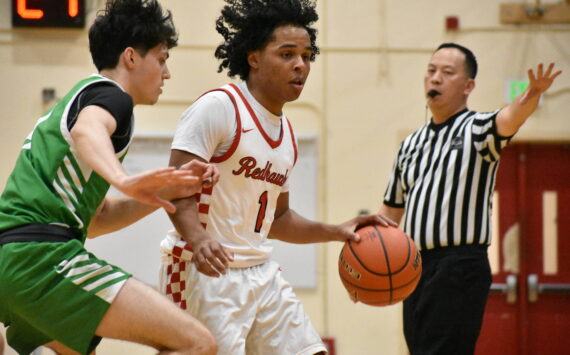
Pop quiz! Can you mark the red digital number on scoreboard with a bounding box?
[12,0,85,28]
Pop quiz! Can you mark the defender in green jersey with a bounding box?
[0,1,218,354]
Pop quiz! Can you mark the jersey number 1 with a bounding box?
[255,191,268,233]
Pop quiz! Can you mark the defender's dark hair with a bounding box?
[215,0,320,80]
[89,0,178,71]
[437,43,478,79]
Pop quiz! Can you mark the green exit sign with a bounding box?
[505,79,529,103]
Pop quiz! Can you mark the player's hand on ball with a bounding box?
[338,213,398,242]
[191,238,234,277]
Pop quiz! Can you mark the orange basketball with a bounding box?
[338,224,422,306]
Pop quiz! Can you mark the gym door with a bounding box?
[476,143,570,355]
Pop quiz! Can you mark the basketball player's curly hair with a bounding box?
[89,0,178,71]
[215,0,320,80]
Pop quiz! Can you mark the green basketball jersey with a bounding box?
[0,75,132,241]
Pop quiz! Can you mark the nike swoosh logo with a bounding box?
[242,128,254,133]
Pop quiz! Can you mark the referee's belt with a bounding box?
[0,224,81,246]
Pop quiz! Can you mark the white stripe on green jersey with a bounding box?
[0,74,133,240]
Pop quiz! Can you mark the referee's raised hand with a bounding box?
[520,63,562,105]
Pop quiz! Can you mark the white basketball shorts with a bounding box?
[160,257,327,355]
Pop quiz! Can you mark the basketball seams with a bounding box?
[339,225,422,306]
[347,227,412,277]
[339,273,389,292]
[347,228,392,277]
[339,271,422,306]
[386,230,412,275]
[340,264,422,292]
[373,225,394,304]
[393,268,422,290]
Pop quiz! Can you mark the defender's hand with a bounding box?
[160,163,220,202]
[179,160,221,189]
[117,168,199,213]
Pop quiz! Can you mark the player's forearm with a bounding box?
[168,196,210,246]
[87,197,158,238]
[269,209,338,244]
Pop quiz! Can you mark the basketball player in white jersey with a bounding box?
[158,0,395,354]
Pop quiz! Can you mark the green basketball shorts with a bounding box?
[0,239,131,354]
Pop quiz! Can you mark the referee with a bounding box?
[378,43,561,355]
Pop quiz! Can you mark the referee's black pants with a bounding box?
[403,244,492,355]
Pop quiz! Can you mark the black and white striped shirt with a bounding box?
[383,109,511,251]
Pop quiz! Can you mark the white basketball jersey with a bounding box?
[161,83,298,268]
